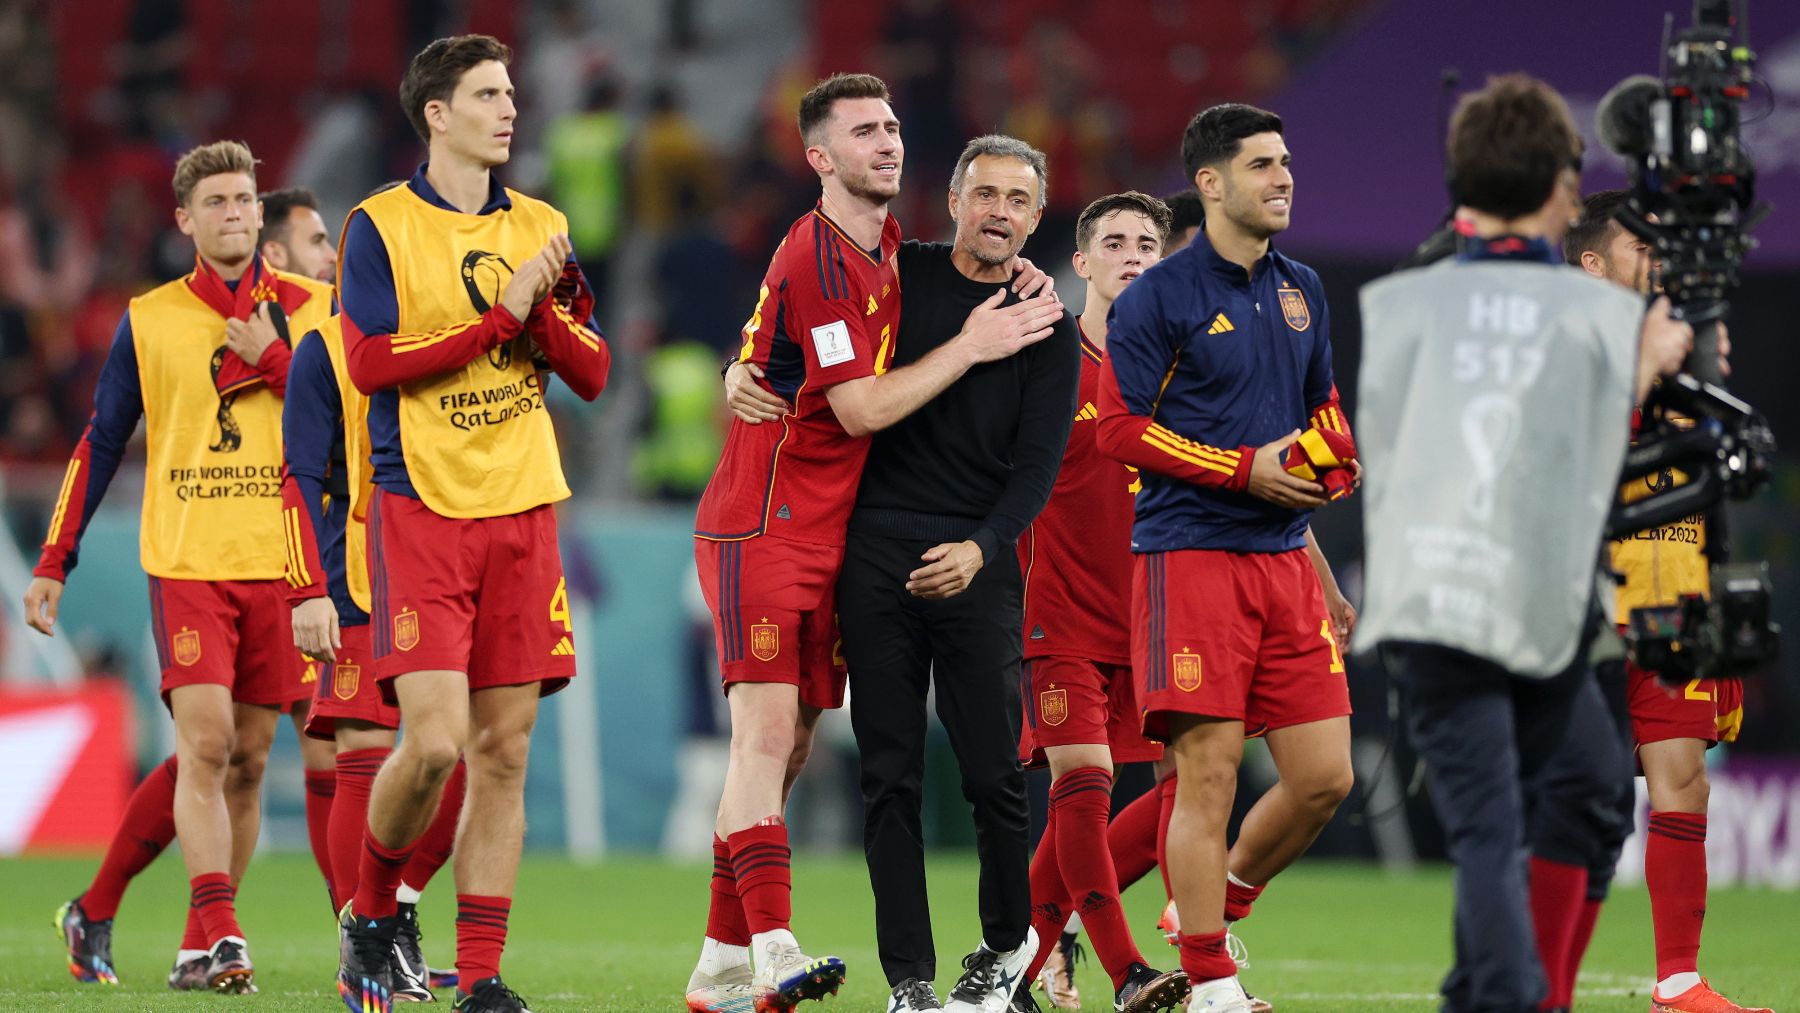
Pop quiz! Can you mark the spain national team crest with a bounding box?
[1278,285,1310,332]
[334,662,361,701]
[750,621,780,662]
[1172,650,1203,692]
[394,608,420,653]
[173,627,202,667]
[1040,688,1069,727]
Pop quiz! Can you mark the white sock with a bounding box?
[1226,871,1253,890]
[1194,974,1240,986]
[396,883,423,905]
[1062,912,1083,937]
[697,937,750,976]
[751,928,798,968]
[177,949,208,963]
[1657,972,1703,997]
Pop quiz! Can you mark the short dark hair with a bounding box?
[797,73,891,144]
[1180,103,1284,181]
[1162,190,1205,235]
[258,187,318,247]
[1564,189,1631,265]
[1448,73,1581,219]
[400,34,513,143]
[951,134,1049,210]
[1075,191,1172,252]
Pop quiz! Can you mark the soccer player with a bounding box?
[1013,191,1189,1013]
[32,140,335,993]
[258,187,338,285]
[332,35,610,1013]
[1096,105,1358,1013]
[1162,190,1205,254]
[1534,190,1767,1013]
[281,299,464,1001]
[690,76,1064,1013]
[255,183,344,914]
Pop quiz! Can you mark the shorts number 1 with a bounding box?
[1319,619,1346,674]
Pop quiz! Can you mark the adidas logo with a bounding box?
[775,504,792,520]
[866,294,879,316]
[1030,626,1046,640]
[1207,313,1235,334]
[550,636,575,657]
[1073,402,1098,422]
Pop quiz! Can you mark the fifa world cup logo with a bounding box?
[461,249,518,370]
[1460,393,1520,522]
[208,347,242,453]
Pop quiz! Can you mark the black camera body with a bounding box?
[1626,563,1779,682]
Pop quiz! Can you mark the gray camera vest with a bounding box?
[1354,258,1643,677]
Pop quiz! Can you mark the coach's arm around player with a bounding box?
[724,259,1060,427]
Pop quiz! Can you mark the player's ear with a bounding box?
[946,185,960,223]
[803,143,832,178]
[1071,249,1090,281]
[1195,166,1229,205]
[260,240,288,271]
[1579,250,1606,279]
[174,204,195,238]
[424,98,450,137]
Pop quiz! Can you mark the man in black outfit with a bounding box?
[850,134,1077,1013]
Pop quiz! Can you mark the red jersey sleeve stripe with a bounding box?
[1141,430,1240,478]
[45,457,81,548]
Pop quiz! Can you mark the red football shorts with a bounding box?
[1627,656,1745,746]
[1018,655,1164,768]
[694,535,846,711]
[150,576,310,707]
[303,624,399,740]
[368,489,575,698]
[1133,547,1351,742]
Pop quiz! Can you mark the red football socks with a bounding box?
[1561,897,1604,1007]
[1646,811,1708,980]
[303,767,337,902]
[1224,875,1264,923]
[401,760,466,893]
[1528,856,1588,1009]
[329,748,390,911]
[1178,928,1240,983]
[727,821,792,935]
[84,754,178,920]
[1157,772,1179,899]
[181,904,207,951]
[456,894,511,986]
[1022,799,1069,986]
[354,827,416,921]
[1107,779,1161,892]
[1053,767,1143,990]
[189,872,242,946]
[706,835,750,946]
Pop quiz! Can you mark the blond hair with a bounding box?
[172,141,258,207]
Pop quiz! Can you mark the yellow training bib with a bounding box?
[355,185,571,518]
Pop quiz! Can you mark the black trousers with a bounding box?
[1385,642,1587,1013]
[838,530,1031,987]
[1526,658,1635,898]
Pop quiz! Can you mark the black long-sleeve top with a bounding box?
[849,241,1081,564]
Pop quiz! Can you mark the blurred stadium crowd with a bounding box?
[0,0,1368,499]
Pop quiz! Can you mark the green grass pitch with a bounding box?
[3,853,1796,1011]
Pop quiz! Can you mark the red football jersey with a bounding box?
[695,206,902,547]
[1019,327,1136,663]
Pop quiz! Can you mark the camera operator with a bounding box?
[1352,74,1693,1013]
